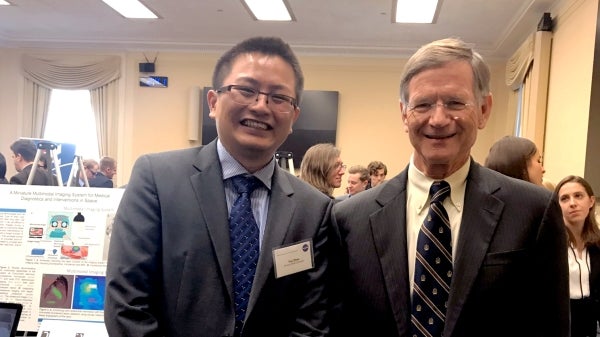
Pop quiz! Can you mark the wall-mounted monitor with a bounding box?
[201,87,339,168]
[140,76,168,88]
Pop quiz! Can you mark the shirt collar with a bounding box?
[216,139,274,190]
[408,154,470,213]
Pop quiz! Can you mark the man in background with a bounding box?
[330,38,568,337]
[336,165,369,201]
[366,160,387,188]
[9,139,57,186]
[72,158,99,187]
[89,156,116,188]
[105,37,333,337]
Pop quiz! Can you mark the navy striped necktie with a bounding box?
[411,180,452,337]
[229,174,261,336]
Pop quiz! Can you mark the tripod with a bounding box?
[27,141,63,186]
[275,151,295,175]
[66,155,89,187]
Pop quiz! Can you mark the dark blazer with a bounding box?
[591,246,600,320]
[89,172,113,188]
[104,140,334,337]
[330,160,569,337]
[10,164,58,186]
[570,244,600,337]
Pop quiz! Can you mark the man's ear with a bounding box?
[400,100,409,133]
[207,89,218,118]
[477,93,493,129]
[289,106,300,134]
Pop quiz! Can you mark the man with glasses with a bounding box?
[105,37,333,337]
[74,158,98,187]
[330,38,568,337]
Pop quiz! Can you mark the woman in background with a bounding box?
[555,175,600,337]
[484,135,545,186]
[299,143,345,198]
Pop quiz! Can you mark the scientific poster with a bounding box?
[0,185,124,332]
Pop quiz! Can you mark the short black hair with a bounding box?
[10,139,37,162]
[0,152,6,179]
[212,36,304,104]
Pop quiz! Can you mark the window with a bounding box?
[43,89,100,160]
[514,83,524,136]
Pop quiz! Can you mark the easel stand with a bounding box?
[275,151,295,175]
[66,155,89,187]
[27,141,62,186]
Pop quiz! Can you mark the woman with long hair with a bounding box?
[299,143,345,198]
[484,135,545,186]
[555,175,600,337]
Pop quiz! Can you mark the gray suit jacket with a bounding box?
[105,140,333,337]
[330,160,569,337]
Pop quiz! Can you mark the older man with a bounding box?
[330,38,568,337]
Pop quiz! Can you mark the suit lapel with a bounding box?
[370,171,412,335]
[444,162,504,337]
[189,141,235,305]
[247,166,295,314]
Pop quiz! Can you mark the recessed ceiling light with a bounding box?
[0,0,11,5]
[242,0,294,21]
[102,0,158,19]
[394,0,440,23]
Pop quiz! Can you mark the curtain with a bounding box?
[505,31,552,153]
[90,80,118,156]
[22,79,52,138]
[506,34,534,91]
[20,54,121,155]
[21,54,120,89]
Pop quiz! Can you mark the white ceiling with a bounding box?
[0,0,561,58]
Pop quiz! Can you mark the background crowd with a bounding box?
[0,138,117,188]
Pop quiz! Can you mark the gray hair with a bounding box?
[399,37,491,110]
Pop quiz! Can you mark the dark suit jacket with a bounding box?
[588,245,600,328]
[104,140,334,337]
[89,172,113,188]
[10,164,58,186]
[330,160,569,337]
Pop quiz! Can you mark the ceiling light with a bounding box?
[0,0,11,5]
[102,0,158,19]
[242,0,293,21]
[394,0,440,23]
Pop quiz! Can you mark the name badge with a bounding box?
[272,239,314,279]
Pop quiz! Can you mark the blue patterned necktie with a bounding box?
[229,174,262,336]
[411,180,452,337]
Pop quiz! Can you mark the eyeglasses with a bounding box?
[217,84,297,113]
[85,167,98,176]
[407,101,473,116]
[333,162,347,171]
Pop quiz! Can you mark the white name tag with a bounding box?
[272,239,314,278]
